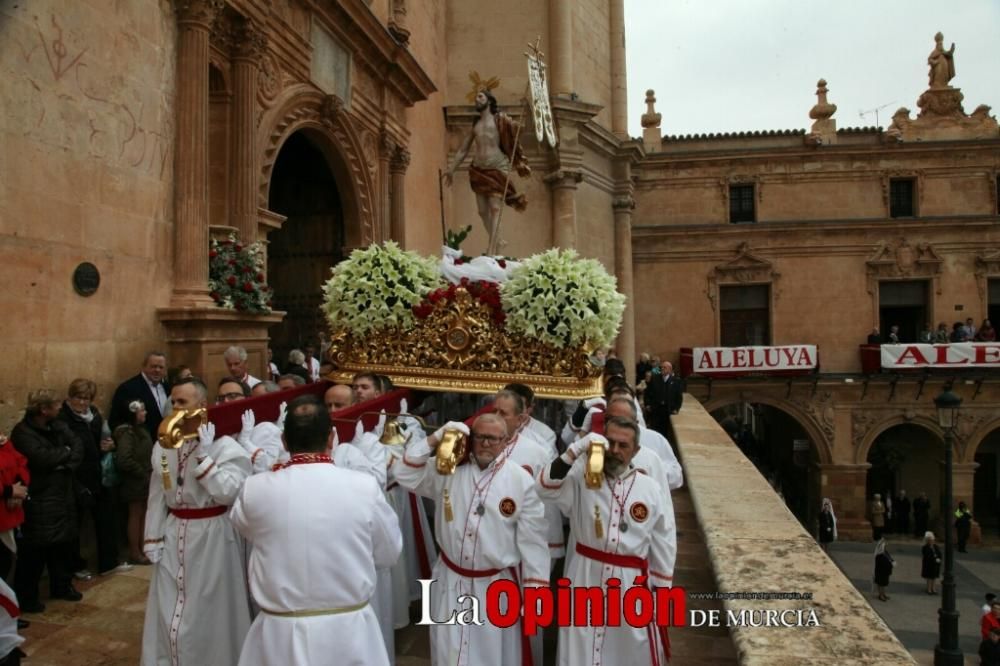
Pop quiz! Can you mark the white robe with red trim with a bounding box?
[230,460,401,666]
[395,436,550,666]
[141,436,253,666]
[537,456,676,666]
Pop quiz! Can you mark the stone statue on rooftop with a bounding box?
[927,32,955,89]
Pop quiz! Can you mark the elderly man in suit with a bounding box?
[108,352,171,440]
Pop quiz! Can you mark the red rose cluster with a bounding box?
[413,278,506,326]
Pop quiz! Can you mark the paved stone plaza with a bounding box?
[829,536,1000,665]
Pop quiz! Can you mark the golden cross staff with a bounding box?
[487,37,545,257]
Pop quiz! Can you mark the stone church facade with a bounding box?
[633,67,1000,538]
[1,2,998,539]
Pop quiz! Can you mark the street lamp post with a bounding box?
[933,387,963,666]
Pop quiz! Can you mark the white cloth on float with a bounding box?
[395,435,550,666]
[537,453,676,666]
[141,436,252,666]
[230,460,401,666]
[439,246,521,285]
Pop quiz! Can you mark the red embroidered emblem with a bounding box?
[630,502,649,523]
[499,497,517,516]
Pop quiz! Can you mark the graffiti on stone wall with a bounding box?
[11,13,172,178]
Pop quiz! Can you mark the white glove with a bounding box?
[399,398,409,415]
[197,423,216,455]
[567,432,607,460]
[373,410,387,438]
[143,542,164,564]
[239,410,255,447]
[580,406,602,434]
[277,401,288,431]
[351,420,365,446]
[583,397,606,410]
[433,421,470,442]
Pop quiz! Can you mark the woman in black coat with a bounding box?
[11,389,85,611]
[58,378,126,577]
[873,538,894,602]
[921,531,942,594]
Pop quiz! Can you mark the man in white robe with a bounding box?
[537,417,677,666]
[141,378,252,666]
[503,384,557,460]
[395,415,549,666]
[231,395,402,666]
[604,398,683,490]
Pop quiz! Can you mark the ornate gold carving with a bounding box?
[327,288,603,399]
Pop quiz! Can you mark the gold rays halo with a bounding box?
[466,71,500,103]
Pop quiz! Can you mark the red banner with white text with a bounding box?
[881,343,1000,369]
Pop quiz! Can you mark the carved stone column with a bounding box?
[230,20,267,244]
[817,463,872,540]
[548,0,573,97]
[172,0,224,306]
[389,146,410,247]
[378,133,395,243]
[609,0,628,138]
[545,170,581,249]
[613,195,635,381]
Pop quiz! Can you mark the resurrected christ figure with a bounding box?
[442,88,531,251]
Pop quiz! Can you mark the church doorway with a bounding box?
[267,130,345,365]
[865,424,942,536]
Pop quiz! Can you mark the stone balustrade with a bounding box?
[672,396,916,664]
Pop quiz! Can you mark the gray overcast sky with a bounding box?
[624,0,1000,137]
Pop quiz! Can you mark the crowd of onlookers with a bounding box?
[0,338,341,627]
[867,317,997,344]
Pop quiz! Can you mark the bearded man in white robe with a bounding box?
[537,416,677,666]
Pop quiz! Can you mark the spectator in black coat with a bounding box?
[108,351,170,441]
[11,389,85,612]
[57,379,128,578]
[921,532,941,594]
[644,360,684,437]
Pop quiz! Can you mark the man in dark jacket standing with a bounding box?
[11,389,85,612]
[644,360,684,437]
[108,351,170,440]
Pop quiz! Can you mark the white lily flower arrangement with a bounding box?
[500,248,626,350]
[322,241,442,336]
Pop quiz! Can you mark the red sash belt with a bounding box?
[438,547,503,578]
[575,542,646,570]
[169,506,227,519]
[574,542,671,665]
[438,547,533,666]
